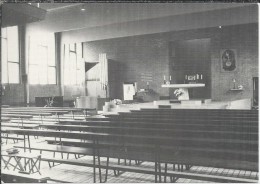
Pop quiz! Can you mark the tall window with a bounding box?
[28,33,56,84]
[64,43,84,85]
[1,26,20,84]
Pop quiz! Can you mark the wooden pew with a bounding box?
[137,108,258,115]
[2,110,69,116]
[3,107,96,118]
[2,109,70,122]
[2,114,34,127]
[58,119,258,130]
[1,135,24,144]
[39,124,257,165]
[9,120,57,125]
[116,112,258,121]
[2,114,33,119]
[57,112,258,170]
[2,107,257,183]
[128,108,258,114]
[2,128,257,170]
[3,127,257,183]
[2,122,39,129]
[40,124,257,141]
[2,111,52,116]
[106,115,258,124]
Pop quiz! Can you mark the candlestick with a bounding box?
[170,75,171,80]
[233,79,236,89]
[164,75,166,80]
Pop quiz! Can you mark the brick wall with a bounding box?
[83,33,170,99]
[211,24,258,101]
[83,23,258,101]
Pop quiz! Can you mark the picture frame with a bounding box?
[220,49,237,72]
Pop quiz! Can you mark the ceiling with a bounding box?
[24,3,254,33]
[2,4,46,27]
[30,3,83,11]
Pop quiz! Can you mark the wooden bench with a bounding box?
[14,144,93,163]
[39,124,257,145]
[106,114,258,124]
[2,111,53,116]
[123,108,258,115]
[3,109,69,113]
[115,112,258,121]
[2,128,257,170]
[2,123,39,129]
[57,119,257,132]
[4,107,96,118]
[1,135,24,144]
[2,114,33,119]
[10,119,58,125]
[137,108,258,114]
[59,112,257,170]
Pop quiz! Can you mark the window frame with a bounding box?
[64,43,83,86]
[1,26,20,84]
[28,34,56,85]
[69,44,78,85]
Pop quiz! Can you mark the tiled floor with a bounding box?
[1,137,258,183]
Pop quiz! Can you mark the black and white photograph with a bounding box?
[0,2,259,183]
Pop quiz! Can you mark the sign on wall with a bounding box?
[140,72,153,82]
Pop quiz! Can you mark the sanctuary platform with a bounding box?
[99,100,230,115]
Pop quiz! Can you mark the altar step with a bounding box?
[169,100,181,104]
[169,99,212,106]
[158,105,172,109]
[181,100,202,106]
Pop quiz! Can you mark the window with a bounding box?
[28,33,56,84]
[1,26,20,84]
[64,43,84,85]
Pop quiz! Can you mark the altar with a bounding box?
[161,83,205,100]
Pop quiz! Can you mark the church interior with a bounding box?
[1,3,259,183]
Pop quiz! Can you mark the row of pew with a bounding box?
[1,107,94,183]
[1,107,258,183]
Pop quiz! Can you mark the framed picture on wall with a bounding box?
[220,49,237,72]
